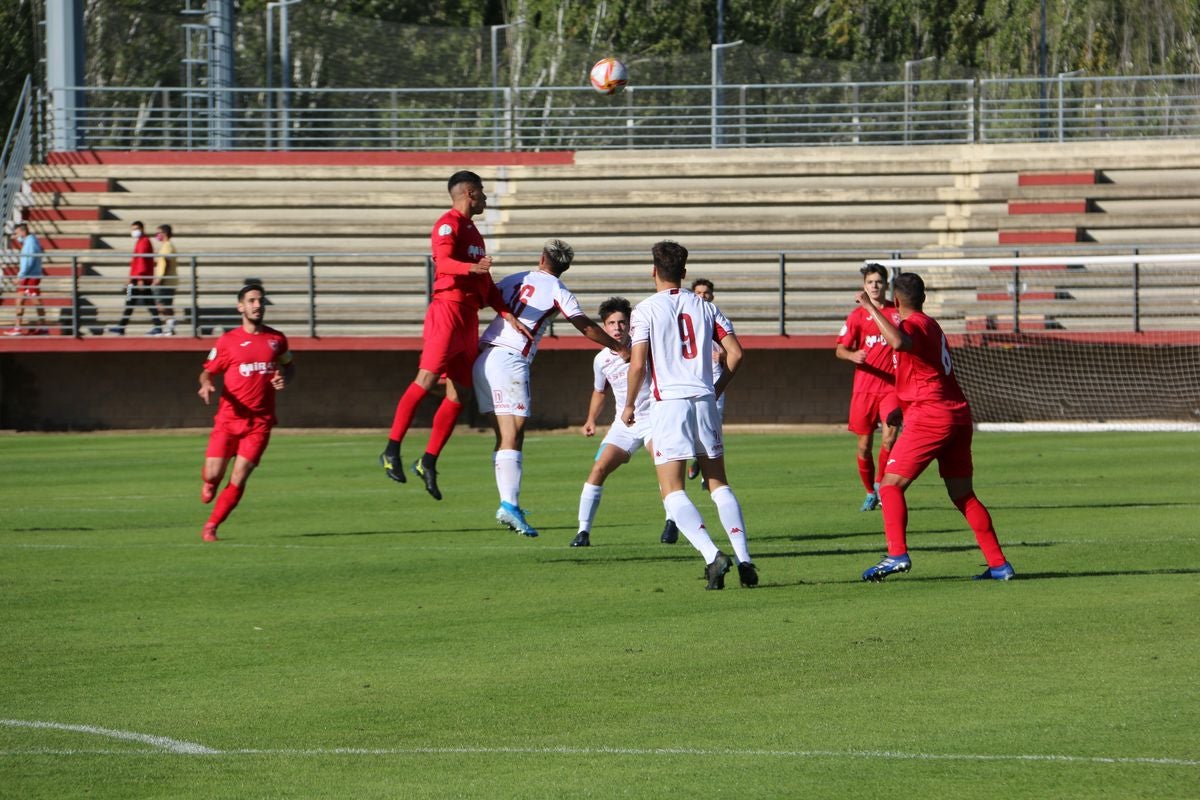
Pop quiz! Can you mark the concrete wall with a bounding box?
[0,347,852,430]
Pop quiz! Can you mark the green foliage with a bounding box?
[1,430,1198,796]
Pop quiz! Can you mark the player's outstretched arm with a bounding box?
[856,291,910,351]
[572,315,627,358]
[197,369,217,405]
[714,333,743,398]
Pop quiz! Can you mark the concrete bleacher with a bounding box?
[10,139,1200,337]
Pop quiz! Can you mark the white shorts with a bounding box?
[649,396,723,466]
[600,416,651,457]
[473,346,530,417]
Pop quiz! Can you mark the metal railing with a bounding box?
[43,74,1200,152]
[4,247,1197,340]
[1,76,35,230]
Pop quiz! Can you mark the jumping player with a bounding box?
[855,272,1015,581]
[835,263,901,511]
[473,239,625,538]
[379,170,529,501]
[571,297,654,547]
[623,241,757,589]
[197,283,294,542]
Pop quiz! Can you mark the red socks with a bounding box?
[857,455,875,493]
[875,446,891,485]
[208,482,245,527]
[426,398,463,457]
[389,382,429,442]
[953,492,1007,567]
[879,484,908,556]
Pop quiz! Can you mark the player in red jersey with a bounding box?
[197,283,294,542]
[835,264,901,511]
[379,170,529,501]
[855,272,1015,582]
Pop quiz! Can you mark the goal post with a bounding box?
[867,253,1200,430]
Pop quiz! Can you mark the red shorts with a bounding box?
[18,277,41,296]
[419,298,479,386]
[884,412,973,481]
[206,414,273,464]
[847,391,900,435]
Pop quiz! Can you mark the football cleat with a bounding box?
[861,554,912,582]
[201,482,216,504]
[660,519,679,544]
[705,551,732,590]
[973,562,1016,581]
[737,561,759,588]
[379,452,406,483]
[496,501,538,537]
[201,522,219,542]
[411,458,441,500]
[860,491,880,512]
[570,531,590,547]
[687,460,701,480]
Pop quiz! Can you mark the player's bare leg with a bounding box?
[202,456,257,542]
[491,413,535,536]
[697,455,757,587]
[574,444,633,546]
[201,456,230,504]
[945,476,1014,580]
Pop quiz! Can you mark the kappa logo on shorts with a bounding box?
[655,450,662,457]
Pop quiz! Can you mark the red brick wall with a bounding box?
[0,348,853,430]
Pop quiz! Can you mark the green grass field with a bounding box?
[2,429,1197,798]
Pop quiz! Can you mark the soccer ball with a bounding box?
[589,57,628,95]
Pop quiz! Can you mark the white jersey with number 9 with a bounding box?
[630,287,734,401]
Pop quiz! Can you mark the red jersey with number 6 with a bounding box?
[894,311,970,423]
[203,326,291,424]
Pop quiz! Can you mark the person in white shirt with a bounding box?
[687,278,728,484]
[474,239,626,538]
[571,297,658,548]
[623,241,757,590]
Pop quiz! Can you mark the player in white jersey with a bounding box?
[473,239,627,538]
[687,278,727,484]
[623,241,757,590]
[570,297,658,547]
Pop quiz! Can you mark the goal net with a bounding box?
[869,253,1200,431]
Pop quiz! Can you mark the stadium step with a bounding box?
[29,179,115,193]
[1007,200,1091,215]
[998,229,1084,244]
[1017,170,1102,186]
[22,207,109,221]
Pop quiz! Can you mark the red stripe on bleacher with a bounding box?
[37,235,97,250]
[1007,201,1088,215]
[1017,172,1099,186]
[998,230,1080,244]
[29,180,113,193]
[23,208,105,221]
[46,151,577,167]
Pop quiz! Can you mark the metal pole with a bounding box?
[1039,0,1048,137]
[280,1,290,149]
[1012,263,1021,333]
[903,56,936,144]
[777,252,786,336]
[1132,248,1141,333]
[265,2,274,148]
[190,256,199,337]
[70,255,79,337]
[1056,69,1085,142]
[490,21,521,152]
[307,255,316,337]
[710,40,742,148]
[424,255,434,304]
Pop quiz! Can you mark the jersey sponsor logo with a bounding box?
[467,244,485,259]
[865,334,887,348]
[238,361,276,377]
[438,223,453,236]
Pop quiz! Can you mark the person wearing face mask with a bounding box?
[151,224,178,336]
[5,223,46,336]
[108,220,163,335]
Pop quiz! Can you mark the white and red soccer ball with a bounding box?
[589,57,628,95]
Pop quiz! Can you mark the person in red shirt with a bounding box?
[835,264,901,511]
[379,171,529,501]
[108,220,163,335]
[855,272,1015,582]
[197,283,294,542]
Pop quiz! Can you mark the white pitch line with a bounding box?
[0,720,218,754]
[0,723,1196,767]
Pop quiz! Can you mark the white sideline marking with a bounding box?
[0,722,1196,767]
[0,720,218,754]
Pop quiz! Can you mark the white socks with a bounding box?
[663,490,719,563]
[711,485,751,564]
[578,482,603,532]
[494,449,522,506]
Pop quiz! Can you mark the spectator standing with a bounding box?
[5,223,46,336]
[109,220,162,335]
[152,224,178,335]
